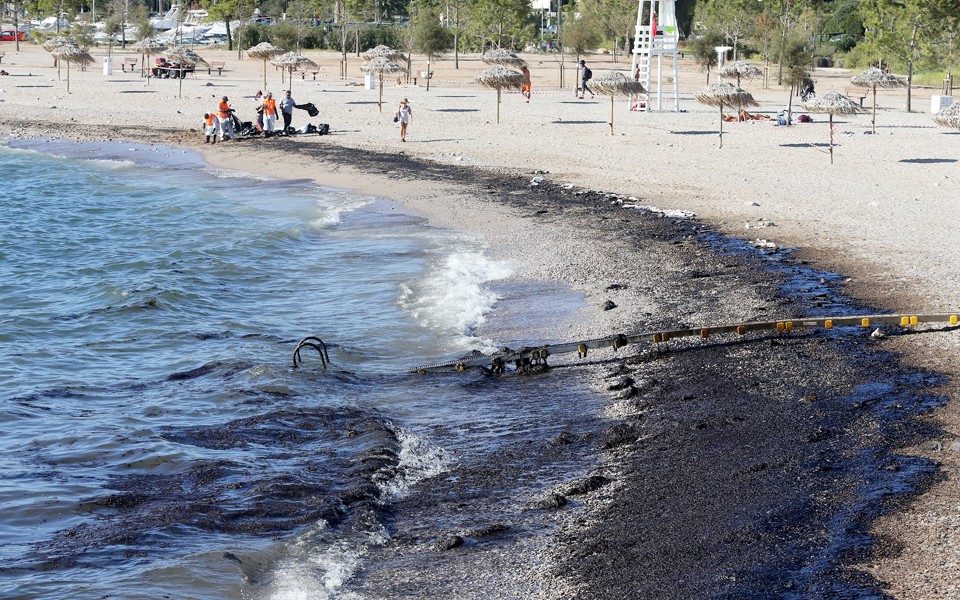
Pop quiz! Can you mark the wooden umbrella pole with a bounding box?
[497,89,501,124]
[829,114,834,164]
[178,64,183,97]
[379,74,383,112]
[263,61,267,92]
[610,96,614,135]
[66,62,70,93]
[872,84,877,134]
[719,101,723,149]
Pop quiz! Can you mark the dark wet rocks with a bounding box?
[606,376,634,391]
[601,300,617,311]
[562,475,610,496]
[600,424,638,449]
[468,523,510,538]
[435,535,464,551]
[530,493,568,510]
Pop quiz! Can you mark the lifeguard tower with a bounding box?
[630,0,681,111]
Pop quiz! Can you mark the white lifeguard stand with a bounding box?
[630,0,681,111]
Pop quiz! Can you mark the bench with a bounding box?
[121,57,137,72]
[844,86,868,105]
[208,61,225,75]
[0,51,5,63]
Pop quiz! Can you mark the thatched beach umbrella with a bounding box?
[850,67,906,134]
[718,60,762,87]
[247,42,285,92]
[363,44,405,63]
[803,91,867,164]
[694,81,758,149]
[131,37,167,85]
[475,64,524,124]
[43,37,75,78]
[591,70,646,134]
[360,56,407,112]
[932,101,960,130]
[163,46,209,98]
[481,48,528,69]
[272,52,318,93]
[51,45,93,93]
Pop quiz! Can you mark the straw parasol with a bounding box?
[717,60,762,87]
[42,37,76,78]
[850,67,906,134]
[481,48,528,69]
[802,91,867,164]
[694,81,758,148]
[271,52,318,93]
[131,37,167,85]
[163,46,209,98]
[475,65,524,124]
[932,101,960,130]
[51,44,93,93]
[360,56,407,112]
[363,44,405,63]
[591,70,646,134]
[247,42,285,92]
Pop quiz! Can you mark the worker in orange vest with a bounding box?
[216,96,237,141]
[203,112,217,143]
[262,92,277,134]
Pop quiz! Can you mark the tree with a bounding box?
[689,28,725,84]
[70,13,97,49]
[205,0,258,52]
[579,0,635,61]
[104,16,121,56]
[780,33,810,123]
[107,0,133,47]
[39,0,82,33]
[562,9,601,65]
[925,19,960,85]
[695,0,762,61]
[860,0,959,112]
[468,0,531,50]
[754,9,778,75]
[412,4,452,90]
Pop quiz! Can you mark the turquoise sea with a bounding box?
[0,139,593,599]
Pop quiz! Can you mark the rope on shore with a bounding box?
[409,313,960,374]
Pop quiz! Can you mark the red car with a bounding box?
[0,30,27,42]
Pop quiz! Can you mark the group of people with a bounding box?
[202,90,298,143]
[254,89,297,133]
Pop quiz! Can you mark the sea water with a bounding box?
[0,140,593,600]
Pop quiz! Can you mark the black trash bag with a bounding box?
[318,124,330,136]
[294,102,319,117]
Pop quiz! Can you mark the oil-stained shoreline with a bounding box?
[4,124,951,599]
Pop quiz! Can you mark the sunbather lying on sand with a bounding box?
[724,110,776,122]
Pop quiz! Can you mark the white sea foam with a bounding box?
[398,250,513,352]
[380,427,456,500]
[264,522,387,600]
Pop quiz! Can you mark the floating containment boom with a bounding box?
[409,313,960,374]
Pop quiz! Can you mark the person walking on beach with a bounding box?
[521,66,531,102]
[280,90,296,132]
[579,60,594,99]
[217,96,237,141]
[396,98,412,142]
[203,112,217,144]
[262,92,277,134]
[254,91,264,132]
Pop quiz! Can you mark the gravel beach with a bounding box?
[3,43,960,597]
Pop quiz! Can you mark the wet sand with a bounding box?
[3,43,960,597]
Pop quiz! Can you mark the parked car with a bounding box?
[0,30,27,42]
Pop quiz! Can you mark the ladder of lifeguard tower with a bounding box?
[630,0,680,112]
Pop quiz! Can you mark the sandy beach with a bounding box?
[3,43,960,597]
